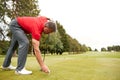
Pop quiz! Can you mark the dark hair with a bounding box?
[45,21,57,32]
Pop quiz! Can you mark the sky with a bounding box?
[38,0,120,50]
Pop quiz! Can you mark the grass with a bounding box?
[0,52,120,80]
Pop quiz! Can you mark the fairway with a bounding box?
[0,52,120,80]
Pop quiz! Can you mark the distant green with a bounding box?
[0,52,120,80]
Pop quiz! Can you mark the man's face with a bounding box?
[43,27,53,34]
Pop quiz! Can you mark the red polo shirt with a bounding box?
[17,16,48,41]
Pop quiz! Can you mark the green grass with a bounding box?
[0,52,120,80]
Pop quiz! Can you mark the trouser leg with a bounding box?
[16,31,29,71]
[3,35,18,67]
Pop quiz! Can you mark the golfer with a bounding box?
[1,16,56,75]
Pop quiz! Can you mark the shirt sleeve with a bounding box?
[32,33,41,41]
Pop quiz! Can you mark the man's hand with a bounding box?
[41,64,50,73]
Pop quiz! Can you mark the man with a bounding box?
[1,16,57,75]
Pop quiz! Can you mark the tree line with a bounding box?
[0,0,90,55]
[101,45,120,52]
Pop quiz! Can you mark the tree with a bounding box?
[88,47,92,51]
[80,44,89,52]
[0,0,40,21]
[107,46,113,51]
[67,35,81,54]
[113,45,120,51]
[107,45,120,52]
[40,32,64,55]
[101,47,107,51]
[49,32,63,55]
[94,49,98,51]
[56,21,69,52]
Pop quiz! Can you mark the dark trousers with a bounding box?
[3,19,29,71]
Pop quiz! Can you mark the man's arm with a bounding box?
[32,38,50,73]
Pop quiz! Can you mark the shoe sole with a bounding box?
[0,66,16,70]
[0,67,12,71]
[15,71,32,75]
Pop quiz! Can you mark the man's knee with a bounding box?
[24,40,29,46]
[21,40,29,48]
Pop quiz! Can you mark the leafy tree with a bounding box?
[80,44,89,52]
[56,21,69,51]
[88,47,92,51]
[40,32,64,55]
[49,32,63,55]
[67,35,81,54]
[101,47,107,51]
[113,45,120,51]
[107,46,113,51]
[0,0,40,21]
[107,45,120,52]
[94,49,98,51]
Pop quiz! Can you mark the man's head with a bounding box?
[43,21,57,34]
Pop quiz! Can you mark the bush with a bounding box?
[0,41,10,55]
[0,48,2,54]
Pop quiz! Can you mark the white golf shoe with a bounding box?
[1,65,16,70]
[15,68,32,75]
